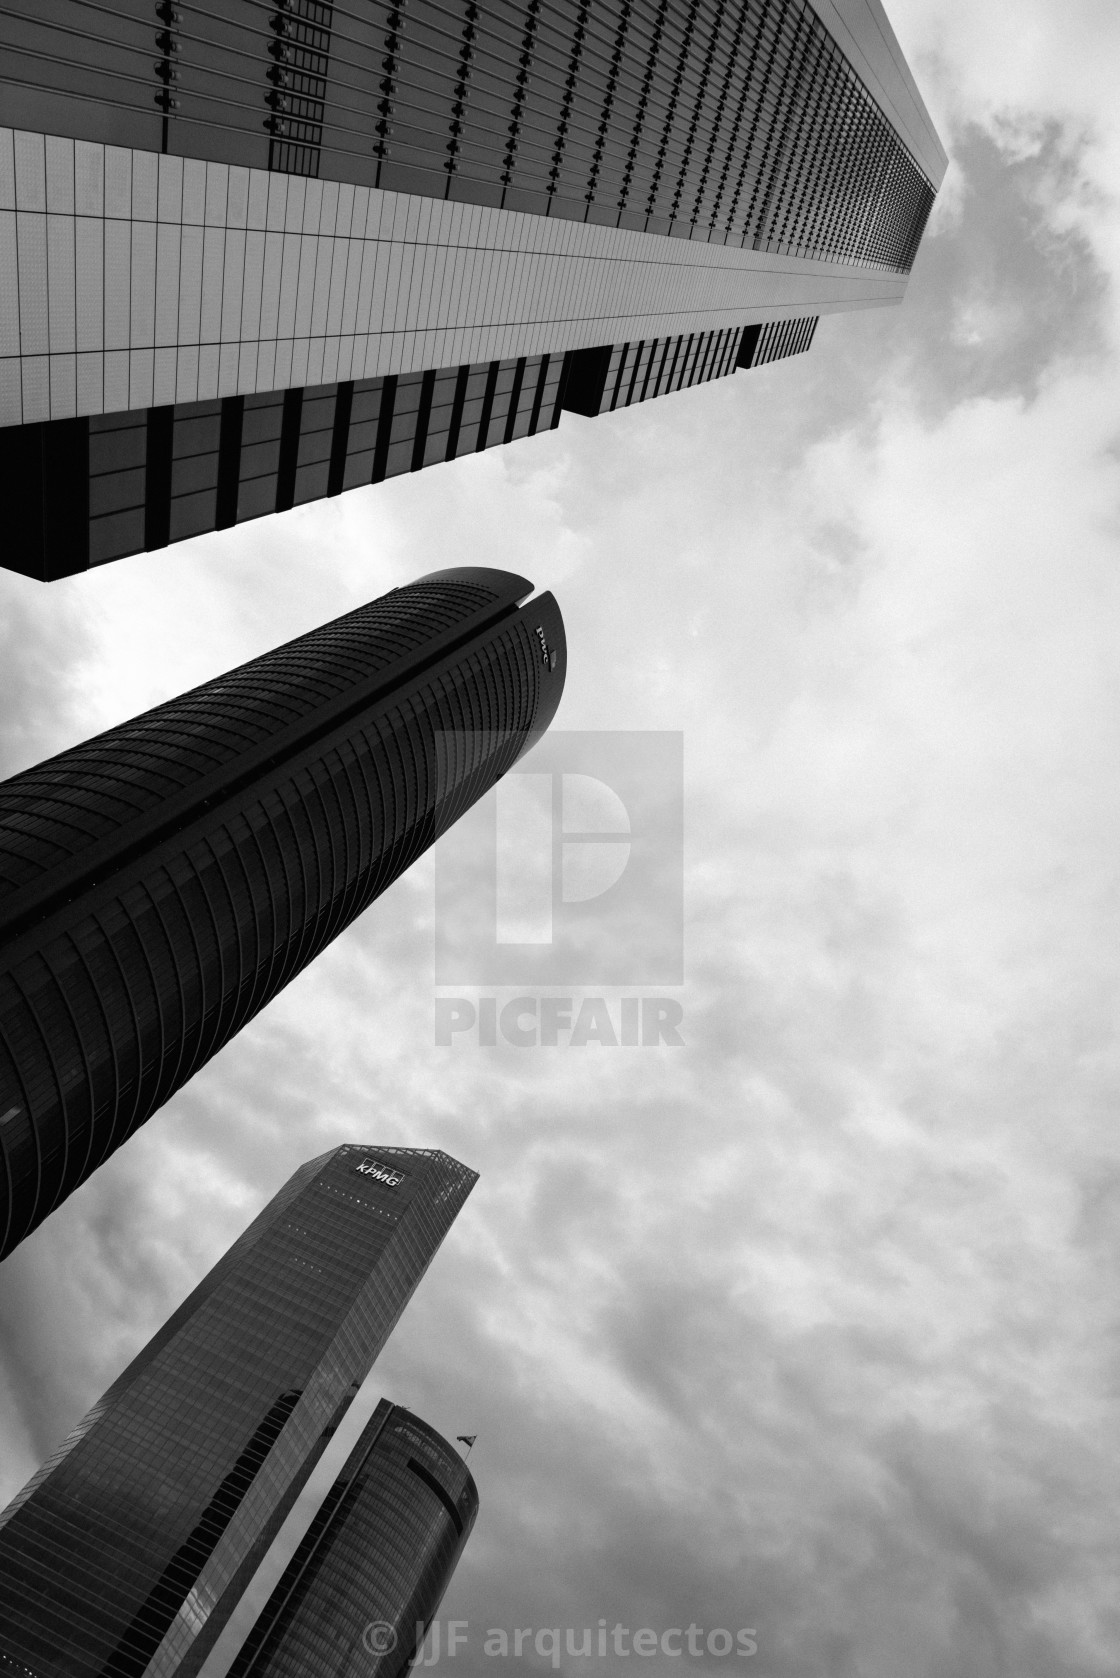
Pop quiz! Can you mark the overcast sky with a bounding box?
[2,4,1120,1675]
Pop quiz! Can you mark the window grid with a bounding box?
[0,1149,476,1678]
[559,312,817,417]
[0,0,935,271]
[0,578,555,1258]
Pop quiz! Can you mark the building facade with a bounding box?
[0,0,947,577]
[0,565,563,1258]
[0,1144,478,1678]
[227,1400,478,1678]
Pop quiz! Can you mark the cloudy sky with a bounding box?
[3,3,1120,1674]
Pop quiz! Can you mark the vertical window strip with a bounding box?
[265,0,335,179]
[527,355,551,434]
[652,335,674,397]
[371,376,398,482]
[410,371,437,472]
[644,0,698,219]
[750,3,808,250]
[547,1,592,205]
[639,338,660,402]
[610,343,632,411]
[667,2,721,224]
[475,361,500,451]
[690,5,748,229]
[586,1,634,209]
[502,359,528,443]
[445,365,471,461]
[501,0,543,193]
[327,382,354,497]
[618,0,668,212]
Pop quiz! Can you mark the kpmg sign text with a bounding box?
[355,1160,405,1188]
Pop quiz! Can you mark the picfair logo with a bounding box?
[355,1160,405,1187]
[434,732,683,986]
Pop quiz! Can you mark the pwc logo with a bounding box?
[355,1160,405,1187]
[434,732,683,985]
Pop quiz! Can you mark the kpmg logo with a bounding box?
[355,1160,405,1187]
[434,732,683,986]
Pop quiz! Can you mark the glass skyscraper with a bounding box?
[0,565,563,1258]
[0,0,946,577]
[227,1400,478,1678]
[0,1143,478,1678]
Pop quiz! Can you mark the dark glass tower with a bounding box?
[227,1400,478,1678]
[0,1144,478,1678]
[0,566,564,1258]
[0,1,946,576]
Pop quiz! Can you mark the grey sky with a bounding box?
[2,3,1120,1675]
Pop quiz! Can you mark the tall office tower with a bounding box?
[0,1,946,579]
[227,1400,478,1678]
[0,565,563,1259]
[0,1144,477,1678]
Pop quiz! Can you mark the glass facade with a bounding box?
[0,568,565,1259]
[227,1400,478,1678]
[7,354,568,580]
[0,1144,479,1678]
[5,328,821,575]
[558,314,817,419]
[0,2,945,577]
[0,1,934,265]
[736,314,819,368]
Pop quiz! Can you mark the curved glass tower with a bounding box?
[0,565,564,1258]
[0,1144,478,1678]
[228,1400,478,1678]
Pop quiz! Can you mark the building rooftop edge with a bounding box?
[333,1144,480,1176]
[809,0,948,188]
[384,1401,481,1507]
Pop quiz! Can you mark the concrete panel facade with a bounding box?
[0,129,906,429]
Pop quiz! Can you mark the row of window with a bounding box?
[560,315,816,416]
[0,577,507,899]
[0,585,544,1256]
[8,312,812,581]
[102,1389,306,1678]
[562,321,743,417]
[2,2,934,268]
[75,352,563,570]
[740,312,817,366]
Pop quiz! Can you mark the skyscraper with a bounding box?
[227,1400,478,1678]
[0,0,947,578]
[0,1143,478,1678]
[0,565,563,1259]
